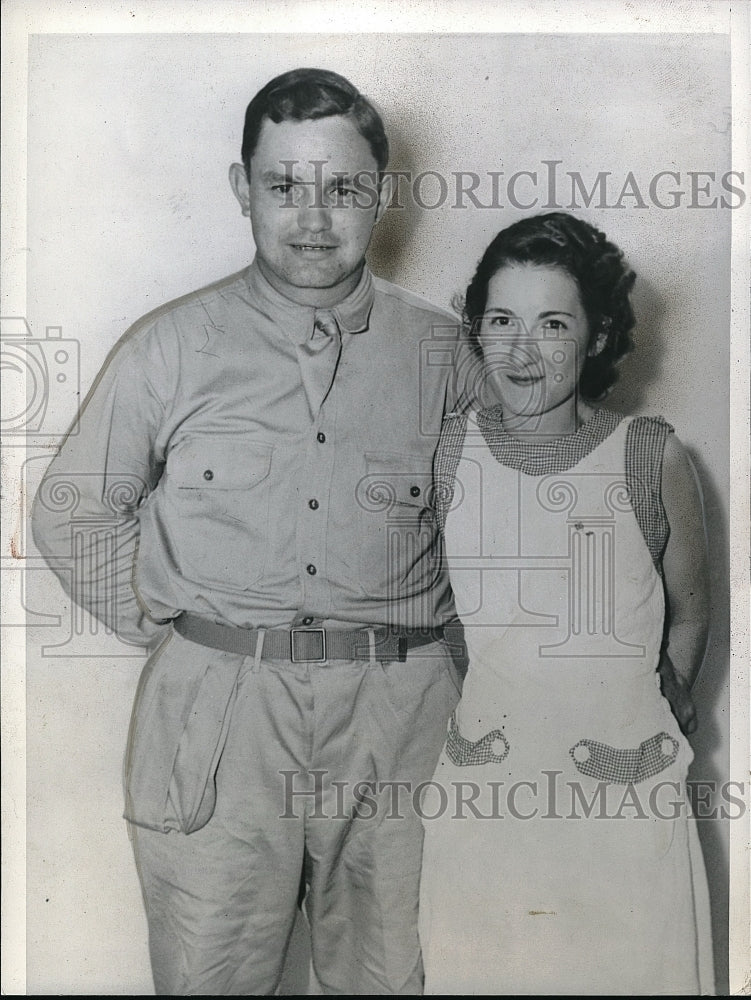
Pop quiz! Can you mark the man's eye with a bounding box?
[271,183,294,194]
[334,184,356,200]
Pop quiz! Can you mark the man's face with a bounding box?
[230,115,390,307]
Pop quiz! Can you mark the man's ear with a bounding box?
[374,172,394,224]
[229,162,251,217]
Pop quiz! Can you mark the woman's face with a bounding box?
[476,264,592,424]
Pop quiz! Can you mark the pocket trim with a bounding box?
[445,711,510,766]
[569,731,679,784]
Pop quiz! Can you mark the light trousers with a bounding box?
[130,633,460,995]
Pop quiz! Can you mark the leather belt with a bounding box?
[173,612,450,663]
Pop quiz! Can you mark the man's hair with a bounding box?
[461,212,636,401]
[241,68,389,179]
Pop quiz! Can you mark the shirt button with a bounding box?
[203,469,214,481]
[308,498,319,510]
[410,485,421,497]
[302,616,314,626]
[317,432,326,443]
[306,564,317,575]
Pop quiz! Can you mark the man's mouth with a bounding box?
[290,243,337,253]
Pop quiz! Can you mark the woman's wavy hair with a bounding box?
[460,212,636,400]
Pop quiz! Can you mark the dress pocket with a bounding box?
[357,452,440,600]
[568,731,680,784]
[445,711,510,766]
[165,435,274,590]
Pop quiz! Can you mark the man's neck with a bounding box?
[256,256,365,308]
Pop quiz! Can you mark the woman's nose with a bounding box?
[500,320,530,352]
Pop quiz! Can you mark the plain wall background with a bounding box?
[19,31,731,993]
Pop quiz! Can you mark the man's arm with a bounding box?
[658,433,711,736]
[31,330,171,647]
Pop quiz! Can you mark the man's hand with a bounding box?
[658,652,697,736]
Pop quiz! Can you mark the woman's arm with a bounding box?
[658,432,711,734]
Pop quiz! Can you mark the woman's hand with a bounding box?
[658,650,698,736]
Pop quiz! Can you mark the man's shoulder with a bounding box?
[371,274,457,325]
[128,268,251,337]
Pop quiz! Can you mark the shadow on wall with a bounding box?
[610,274,667,414]
[367,119,421,285]
[685,442,731,996]
[614,277,730,993]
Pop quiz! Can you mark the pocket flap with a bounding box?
[362,452,434,510]
[169,436,273,490]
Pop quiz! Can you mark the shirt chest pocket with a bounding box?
[357,452,440,600]
[165,436,274,591]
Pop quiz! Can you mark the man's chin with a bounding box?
[258,254,366,303]
[282,260,356,289]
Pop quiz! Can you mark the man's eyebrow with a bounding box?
[260,169,298,184]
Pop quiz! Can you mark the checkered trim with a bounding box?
[433,413,469,533]
[435,408,673,572]
[445,711,510,766]
[475,405,623,475]
[569,731,679,784]
[625,415,673,569]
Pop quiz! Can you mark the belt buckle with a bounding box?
[290,627,327,663]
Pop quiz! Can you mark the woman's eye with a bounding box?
[543,318,567,331]
[489,315,512,327]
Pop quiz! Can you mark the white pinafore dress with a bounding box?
[419,407,714,995]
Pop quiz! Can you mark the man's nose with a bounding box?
[298,205,333,233]
[297,187,333,233]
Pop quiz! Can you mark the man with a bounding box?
[32,68,462,995]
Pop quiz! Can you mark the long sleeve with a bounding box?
[32,265,457,633]
[31,326,172,647]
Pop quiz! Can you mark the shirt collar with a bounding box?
[245,258,375,345]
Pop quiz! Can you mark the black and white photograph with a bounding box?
[2,1,749,995]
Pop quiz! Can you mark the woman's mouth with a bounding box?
[506,369,544,385]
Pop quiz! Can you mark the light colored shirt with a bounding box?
[32,261,460,644]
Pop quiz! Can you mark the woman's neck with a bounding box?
[498,399,596,442]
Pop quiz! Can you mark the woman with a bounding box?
[419,212,714,995]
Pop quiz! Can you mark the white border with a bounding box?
[2,2,748,995]
[727,4,751,995]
